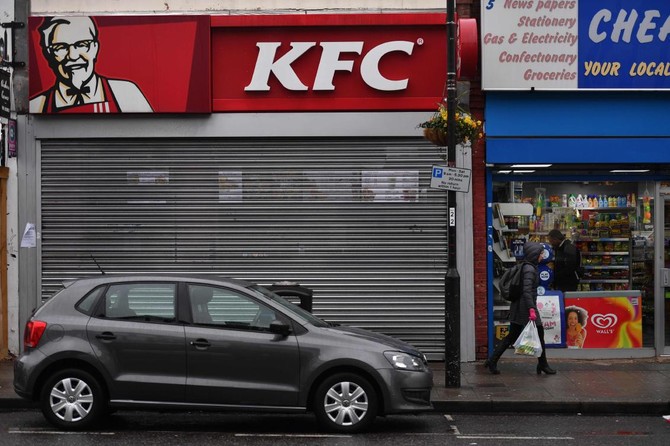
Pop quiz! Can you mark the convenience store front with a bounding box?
[480,0,670,358]
[485,91,670,358]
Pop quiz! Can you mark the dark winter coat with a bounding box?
[509,242,543,327]
[552,239,581,292]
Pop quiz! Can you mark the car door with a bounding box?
[184,283,300,407]
[87,281,186,403]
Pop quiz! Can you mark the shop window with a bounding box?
[492,181,655,349]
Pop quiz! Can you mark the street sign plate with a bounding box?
[430,165,471,192]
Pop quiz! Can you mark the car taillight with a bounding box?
[24,320,47,348]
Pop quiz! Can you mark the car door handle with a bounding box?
[190,338,211,349]
[95,332,116,341]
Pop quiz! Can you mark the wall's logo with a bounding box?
[591,313,618,330]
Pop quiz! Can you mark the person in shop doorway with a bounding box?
[548,229,581,292]
[484,242,556,375]
[30,16,153,113]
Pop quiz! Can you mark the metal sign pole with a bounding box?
[444,0,461,388]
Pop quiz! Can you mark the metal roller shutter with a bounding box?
[40,138,448,356]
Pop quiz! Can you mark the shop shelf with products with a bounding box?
[491,202,533,340]
[526,205,578,241]
[574,235,632,292]
[568,204,635,292]
[631,234,655,348]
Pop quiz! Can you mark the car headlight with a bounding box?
[384,351,428,372]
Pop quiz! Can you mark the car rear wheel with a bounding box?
[40,369,105,430]
[313,372,378,433]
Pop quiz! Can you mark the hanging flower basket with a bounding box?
[423,127,448,146]
[418,102,483,147]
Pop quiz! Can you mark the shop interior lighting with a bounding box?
[510,164,553,168]
[610,169,650,173]
[512,170,536,173]
[496,170,512,174]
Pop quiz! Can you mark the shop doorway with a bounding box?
[660,196,670,355]
[490,178,660,355]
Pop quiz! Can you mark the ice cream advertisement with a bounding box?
[564,292,642,348]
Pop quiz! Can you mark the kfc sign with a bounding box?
[245,40,416,92]
[212,14,478,112]
[27,14,478,114]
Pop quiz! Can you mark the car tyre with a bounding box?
[40,369,105,430]
[313,372,378,433]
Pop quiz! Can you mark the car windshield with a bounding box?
[246,283,331,328]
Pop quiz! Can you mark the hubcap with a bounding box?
[49,377,94,422]
[323,381,368,426]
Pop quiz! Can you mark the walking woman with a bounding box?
[485,242,556,375]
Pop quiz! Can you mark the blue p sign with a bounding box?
[432,167,444,178]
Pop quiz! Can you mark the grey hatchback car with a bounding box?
[14,275,433,433]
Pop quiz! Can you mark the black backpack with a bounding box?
[499,261,529,302]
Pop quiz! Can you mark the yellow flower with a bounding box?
[418,102,484,145]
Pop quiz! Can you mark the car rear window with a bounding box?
[76,286,105,316]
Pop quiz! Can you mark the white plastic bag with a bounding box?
[513,320,542,357]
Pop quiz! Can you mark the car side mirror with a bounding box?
[269,320,291,337]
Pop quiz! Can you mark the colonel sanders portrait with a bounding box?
[30,16,153,113]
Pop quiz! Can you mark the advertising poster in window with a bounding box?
[563,291,642,348]
[218,171,243,203]
[361,170,418,202]
[537,291,566,348]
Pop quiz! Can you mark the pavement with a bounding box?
[1,357,669,414]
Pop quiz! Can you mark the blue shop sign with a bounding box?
[579,0,670,89]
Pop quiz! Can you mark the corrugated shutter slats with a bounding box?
[41,139,447,356]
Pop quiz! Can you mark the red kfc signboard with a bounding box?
[211,14,477,112]
[28,14,477,114]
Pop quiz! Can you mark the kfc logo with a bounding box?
[212,13,470,111]
[245,40,416,92]
[591,313,618,330]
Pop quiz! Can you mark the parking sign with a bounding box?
[430,165,471,192]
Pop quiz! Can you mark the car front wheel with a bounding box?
[40,369,105,430]
[313,372,378,433]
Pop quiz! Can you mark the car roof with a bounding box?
[62,274,256,289]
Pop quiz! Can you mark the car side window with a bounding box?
[76,286,105,316]
[103,283,176,322]
[188,284,280,331]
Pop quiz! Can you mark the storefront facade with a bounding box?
[482,0,670,357]
[12,6,482,360]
